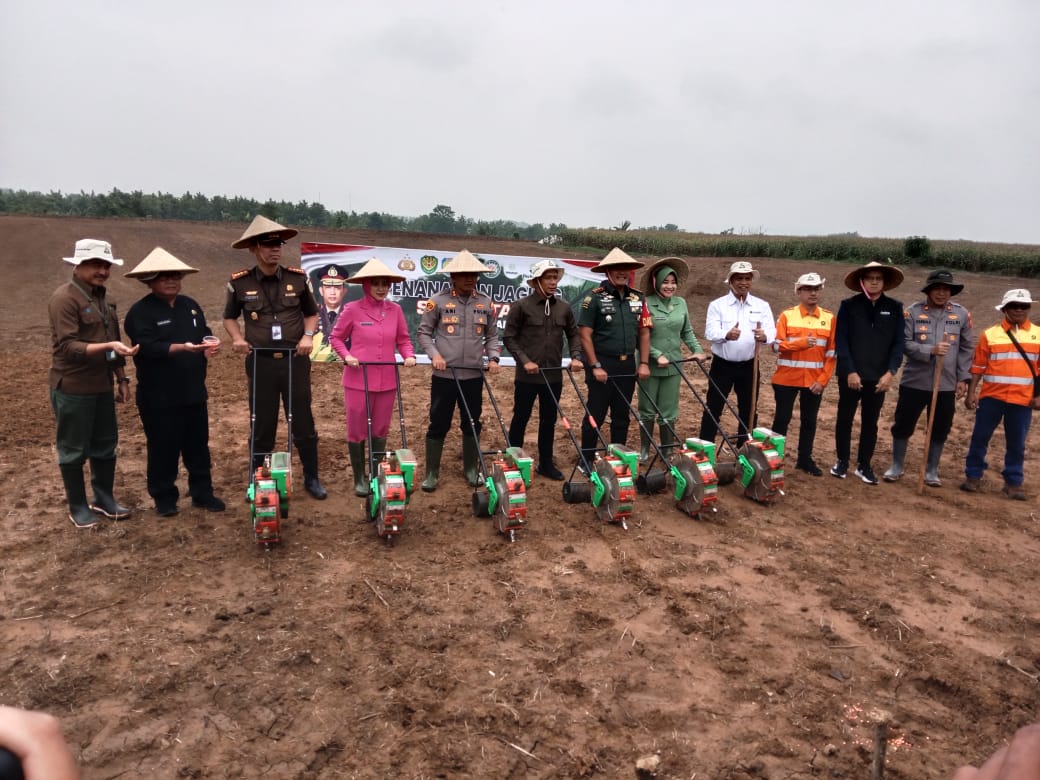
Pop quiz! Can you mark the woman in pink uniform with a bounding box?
[329,258,416,496]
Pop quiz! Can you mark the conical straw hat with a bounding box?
[641,257,688,295]
[843,261,904,292]
[124,247,199,281]
[442,249,493,274]
[590,247,644,273]
[346,257,406,284]
[231,215,299,249]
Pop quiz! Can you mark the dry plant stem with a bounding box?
[364,578,389,608]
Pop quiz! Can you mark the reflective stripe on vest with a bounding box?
[777,358,824,369]
[982,374,1032,386]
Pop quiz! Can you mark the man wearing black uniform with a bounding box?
[223,215,327,499]
[577,247,652,469]
[124,248,225,516]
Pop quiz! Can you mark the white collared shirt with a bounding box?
[705,290,776,361]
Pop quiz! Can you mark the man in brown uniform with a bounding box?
[49,239,139,528]
[223,216,327,499]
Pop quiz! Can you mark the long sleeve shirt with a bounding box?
[328,296,415,392]
[834,293,904,381]
[124,293,212,410]
[899,300,974,392]
[971,318,1040,407]
[502,290,582,384]
[772,304,836,388]
[417,287,501,380]
[704,291,775,362]
[48,279,125,394]
[645,294,703,377]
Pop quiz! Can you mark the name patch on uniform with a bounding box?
[157,319,172,326]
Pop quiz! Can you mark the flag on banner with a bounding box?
[300,243,603,366]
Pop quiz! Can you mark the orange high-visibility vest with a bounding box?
[972,319,1040,406]
[772,304,837,388]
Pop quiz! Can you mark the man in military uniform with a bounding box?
[416,249,501,491]
[223,215,327,499]
[309,264,348,362]
[883,269,974,486]
[577,247,652,468]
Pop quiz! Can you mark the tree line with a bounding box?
[0,188,568,243]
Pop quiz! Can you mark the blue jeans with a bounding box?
[965,396,1033,487]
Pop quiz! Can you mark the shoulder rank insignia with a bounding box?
[230,268,250,280]
[286,266,307,275]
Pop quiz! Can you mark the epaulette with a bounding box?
[286,266,307,275]
[230,268,250,280]
[590,286,604,294]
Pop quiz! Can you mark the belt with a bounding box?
[601,354,634,361]
[255,350,291,359]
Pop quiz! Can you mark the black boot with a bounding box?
[89,458,131,520]
[422,438,443,492]
[462,436,482,487]
[297,439,327,499]
[60,464,99,529]
[348,442,369,497]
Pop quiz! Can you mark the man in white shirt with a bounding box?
[700,261,776,446]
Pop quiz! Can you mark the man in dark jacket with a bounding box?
[503,259,584,480]
[124,248,225,517]
[832,261,905,484]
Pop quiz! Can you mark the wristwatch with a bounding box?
[488,356,501,363]
[592,361,602,369]
[303,330,316,337]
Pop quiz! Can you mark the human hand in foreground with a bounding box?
[951,722,1040,780]
[0,706,79,780]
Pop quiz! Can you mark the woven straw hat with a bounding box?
[63,238,123,266]
[346,258,406,284]
[844,261,904,292]
[442,249,493,274]
[641,257,688,295]
[590,247,644,273]
[124,247,199,281]
[231,215,299,249]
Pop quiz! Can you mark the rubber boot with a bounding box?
[422,437,443,492]
[462,436,482,487]
[638,419,653,464]
[882,438,909,482]
[371,438,387,464]
[61,464,99,529]
[298,440,327,499]
[348,442,369,497]
[89,458,131,519]
[659,421,677,463]
[924,441,944,487]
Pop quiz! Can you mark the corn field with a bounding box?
[560,229,1040,277]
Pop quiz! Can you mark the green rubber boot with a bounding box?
[348,442,369,497]
[660,420,677,463]
[422,438,443,493]
[462,436,482,487]
[639,418,654,463]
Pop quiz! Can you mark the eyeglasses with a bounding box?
[1005,303,1031,311]
[156,272,184,281]
[257,237,285,248]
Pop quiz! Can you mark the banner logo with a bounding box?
[420,254,440,275]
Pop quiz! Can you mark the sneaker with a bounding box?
[795,460,823,477]
[854,464,879,485]
[535,463,564,481]
[192,495,227,512]
[830,460,848,479]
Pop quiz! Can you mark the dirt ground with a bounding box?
[1,215,1038,779]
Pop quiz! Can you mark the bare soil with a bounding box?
[1,215,1038,779]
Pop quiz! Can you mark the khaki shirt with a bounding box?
[417,287,501,380]
[48,279,125,394]
[223,266,318,348]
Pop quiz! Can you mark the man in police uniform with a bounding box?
[416,249,501,491]
[577,247,652,468]
[223,215,327,499]
[883,269,974,486]
[309,264,348,362]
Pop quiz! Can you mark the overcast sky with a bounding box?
[2,1,1039,243]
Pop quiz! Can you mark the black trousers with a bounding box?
[139,402,213,506]
[246,353,317,459]
[771,384,823,464]
[508,381,562,464]
[581,357,636,459]
[834,375,887,466]
[427,376,483,440]
[890,386,956,444]
[699,356,756,446]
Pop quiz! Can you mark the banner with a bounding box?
[300,243,605,366]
